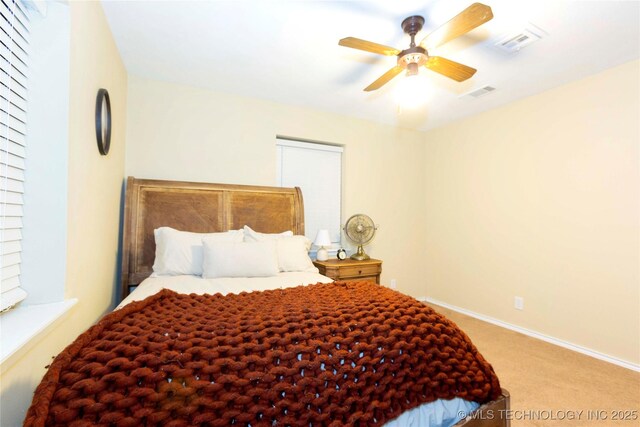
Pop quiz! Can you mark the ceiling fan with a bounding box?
[338,2,493,91]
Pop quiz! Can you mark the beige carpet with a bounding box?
[427,304,640,427]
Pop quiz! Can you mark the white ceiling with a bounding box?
[101,0,640,131]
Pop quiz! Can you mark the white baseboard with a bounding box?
[418,296,640,373]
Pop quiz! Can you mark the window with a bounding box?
[276,138,343,248]
[0,0,74,373]
[1,0,31,312]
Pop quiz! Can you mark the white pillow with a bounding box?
[202,240,279,278]
[242,226,315,272]
[152,227,244,276]
[243,225,293,242]
[276,236,317,273]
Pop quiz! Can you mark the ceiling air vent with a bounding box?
[459,85,496,100]
[494,24,546,54]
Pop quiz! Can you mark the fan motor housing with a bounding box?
[397,46,428,74]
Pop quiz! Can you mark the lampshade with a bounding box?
[313,229,332,247]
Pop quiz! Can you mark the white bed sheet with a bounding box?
[118,272,333,308]
[118,274,479,426]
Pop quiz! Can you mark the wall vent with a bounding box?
[459,85,496,100]
[494,24,546,54]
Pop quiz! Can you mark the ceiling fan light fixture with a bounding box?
[406,62,419,76]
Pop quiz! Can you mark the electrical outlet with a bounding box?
[390,279,397,289]
[514,296,524,310]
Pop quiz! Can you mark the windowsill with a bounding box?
[0,299,77,374]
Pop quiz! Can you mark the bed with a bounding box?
[25,177,509,426]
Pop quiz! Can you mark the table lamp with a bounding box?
[313,229,332,261]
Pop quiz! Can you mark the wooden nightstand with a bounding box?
[313,258,382,284]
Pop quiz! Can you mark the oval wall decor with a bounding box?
[95,88,111,155]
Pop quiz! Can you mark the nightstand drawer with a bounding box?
[333,264,381,279]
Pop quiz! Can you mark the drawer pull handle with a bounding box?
[358,270,362,274]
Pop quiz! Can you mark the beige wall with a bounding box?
[125,75,427,297]
[0,2,127,424]
[423,60,639,365]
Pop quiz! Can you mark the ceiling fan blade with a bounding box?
[424,56,476,82]
[364,66,404,91]
[339,37,401,56]
[419,3,493,50]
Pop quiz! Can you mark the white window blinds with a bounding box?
[1,0,30,312]
[276,139,343,244]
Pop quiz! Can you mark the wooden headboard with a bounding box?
[120,177,304,299]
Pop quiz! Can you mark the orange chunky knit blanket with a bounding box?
[25,282,500,427]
